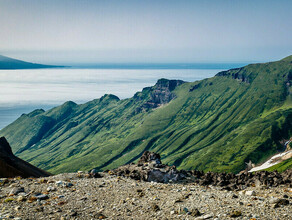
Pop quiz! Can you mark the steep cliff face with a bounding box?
[134,79,185,113]
[0,137,50,178]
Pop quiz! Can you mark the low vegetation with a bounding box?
[1,56,292,174]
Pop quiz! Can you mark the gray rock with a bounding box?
[9,187,24,196]
[36,194,49,200]
[245,190,256,196]
[270,198,289,208]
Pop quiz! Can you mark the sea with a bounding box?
[0,63,246,129]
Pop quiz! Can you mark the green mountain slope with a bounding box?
[1,56,292,174]
[0,55,61,69]
[264,157,292,172]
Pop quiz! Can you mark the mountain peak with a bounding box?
[99,94,120,102]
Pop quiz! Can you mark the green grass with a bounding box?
[1,56,292,174]
[265,157,292,172]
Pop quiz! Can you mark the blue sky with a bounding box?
[0,0,291,64]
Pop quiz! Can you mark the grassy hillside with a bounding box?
[0,54,61,69]
[1,56,292,174]
[265,157,292,172]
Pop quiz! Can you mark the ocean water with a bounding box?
[0,65,243,129]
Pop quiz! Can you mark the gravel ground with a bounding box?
[0,173,291,220]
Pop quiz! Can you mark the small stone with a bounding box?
[38,178,47,184]
[70,211,77,217]
[245,190,256,196]
[182,207,188,213]
[80,197,87,201]
[14,206,21,211]
[66,182,73,187]
[151,204,160,212]
[46,186,56,192]
[57,201,67,206]
[201,214,213,219]
[4,197,14,203]
[174,198,183,203]
[9,187,24,196]
[28,196,37,203]
[56,181,63,186]
[17,196,26,202]
[36,194,49,200]
[191,208,201,217]
[229,210,241,218]
[94,213,106,219]
[270,198,289,208]
[238,191,245,195]
[35,207,44,212]
[170,210,175,215]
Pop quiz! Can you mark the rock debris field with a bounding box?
[0,172,291,220]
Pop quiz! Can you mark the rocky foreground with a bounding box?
[0,151,291,220]
[0,172,291,220]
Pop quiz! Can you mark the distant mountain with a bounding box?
[0,54,61,69]
[0,136,50,178]
[1,55,292,174]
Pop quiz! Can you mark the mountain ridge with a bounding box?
[1,55,291,174]
[0,54,62,69]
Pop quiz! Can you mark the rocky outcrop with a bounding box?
[110,151,187,183]
[109,151,292,189]
[0,137,50,178]
[134,79,185,113]
[216,67,250,83]
[137,151,161,165]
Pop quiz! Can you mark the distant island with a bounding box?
[0,54,63,69]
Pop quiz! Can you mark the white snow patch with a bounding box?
[249,150,292,172]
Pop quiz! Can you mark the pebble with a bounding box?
[245,190,256,196]
[35,194,49,200]
[229,210,241,217]
[17,196,26,202]
[46,186,56,192]
[56,181,63,186]
[14,206,21,211]
[9,187,24,196]
[196,214,213,219]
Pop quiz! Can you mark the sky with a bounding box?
[0,0,291,64]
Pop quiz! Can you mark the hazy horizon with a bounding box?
[0,0,291,64]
